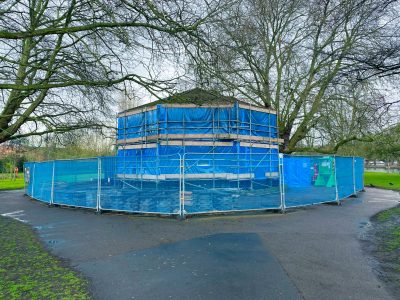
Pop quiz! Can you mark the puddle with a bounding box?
[34,224,55,230]
[44,239,65,247]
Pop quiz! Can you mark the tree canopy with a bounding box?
[0,0,219,144]
[1,0,399,154]
[183,0,400,152]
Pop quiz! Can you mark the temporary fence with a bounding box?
[24,155,364,218]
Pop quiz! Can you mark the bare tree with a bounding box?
[348,1,400,79]
[0,0,219,144]
[184,0,397,152]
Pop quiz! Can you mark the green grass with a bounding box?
[364,172,400,190]
[376,207,400,252]
[377,207,400,222]
[0,216,90,299]
[388,226,400,252]
[372,206,400,292]
[0,177,25,190]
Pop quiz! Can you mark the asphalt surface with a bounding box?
[0,188,399,300]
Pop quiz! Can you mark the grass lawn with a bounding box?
[364,172,400,191]
[371,206,400,294]
[0,177,24,190]
[0,216,90,299]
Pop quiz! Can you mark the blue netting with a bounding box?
[117,103,278,140]
[335,157,355,199]
[182,153,281,213]
[283,156,337,207]
[52,159,98,208]
[117,145,279,177]
[30,161,53,203]
[99,155,180,214]
[23,162,35,197]
[354,157,364,191]
[24,154,364,216]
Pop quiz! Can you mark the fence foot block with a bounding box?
[177,210,186,220]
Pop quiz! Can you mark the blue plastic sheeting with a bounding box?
[23,162,35,198]
[115,153,181,177]
[237,108,278,138]
[183,179,281,213]
[117,145,279,177]
[24,155,364,216]
[354,157,364,191]
[335,157,355,199]
[23,157,181,214]
[99,156,181,214]
[100,179,180,214]
[53,159,98,208]
[30,162,53,203]
[117,109,158,139]
[283,156,337,207]
[117,103,278,140]
[184,152,278,178]
[182,151,281,213]
[283,156,311,188]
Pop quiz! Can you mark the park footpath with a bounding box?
[0,188,399,300]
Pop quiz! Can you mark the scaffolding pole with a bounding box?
[333,156,340,205]
[212,107,216,189]
[179,154,186,219]
[278,154,286,212]
[236,102,240,190]
[352,156,357,196]
[50,161,55,205]
[249,104,253,190]
[31,163,35,197]
[122,112,127,189]
[96,157,101,212]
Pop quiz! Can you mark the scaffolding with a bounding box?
[21,90,366,218]
[116,101,281,183]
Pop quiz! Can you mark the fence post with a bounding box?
[96,157,101,213]
[179,154,186,220]
[23,164,27,195]
[182,154,186,219]
[362,158,365,191]
[179,154,182,217]
[352,157,357,196]
[333,156,340,205]
[50,161,55,205]
[278,154,286,213]
[31,163,36,198]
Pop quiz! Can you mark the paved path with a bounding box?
[0,188,399,300]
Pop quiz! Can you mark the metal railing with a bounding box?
[23,155,364,219]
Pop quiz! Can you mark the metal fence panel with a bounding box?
[182,152,281,214]
[52,159,98,208]
[30,161,53,203]
[354,157,364,192]
[99,155,181,215]
[335,156,355,199]
[23,162,35,198]
[283,155,337,207]
[23,154,365,217]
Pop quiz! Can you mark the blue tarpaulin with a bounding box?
[117,103,278,140]
[24,155,364,216]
